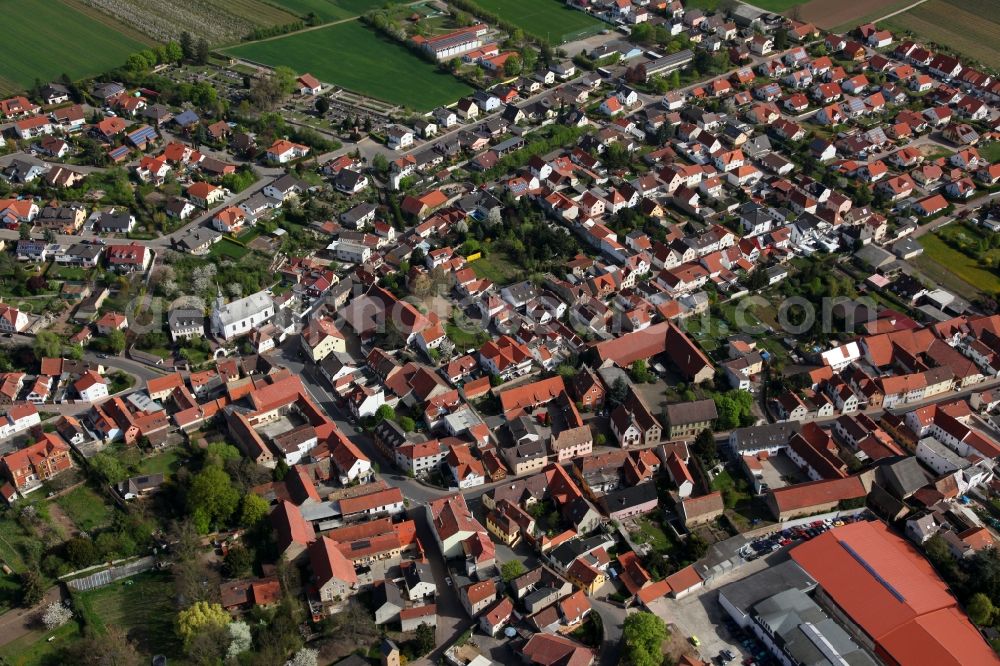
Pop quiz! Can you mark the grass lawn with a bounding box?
[46,265,91,281]
[235,228,261,244]
[0,513,36,573]
[474,0,604,43]
[209,238,250,260]
[446,320,488,349]
[54,486,114,533]
[0,0,154,96]
[712,469,767,530]
[631,516,676,554]
[917,231,1000,298]
[73,570,181,658]
[225,21,473,110]
[0,619,82,666]
[883,0,1000,69]
[268,0,388,22]
[0,573,21,615]
[980,141,1000,164]
[139,448,184,478]
[468,251,522,285]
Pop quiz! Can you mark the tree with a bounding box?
[375,404,396,423]
[65,536,99,568]
[608,376,629,406]
[315,97,330,115]
[89,451,129,485]
[521,47,538,72]
[694,428,718,466]
[176,601,230,649]
[63,625,142,666]
[629,359,653,383]
[33,330,63,359]
[399,416,416,432]
[180,31,194,60]
[239,493,269,527]
[500,560,526,582]
[774,28,788,51]
[621,612,668,666]
[968,593,995,626]
[286,648,319,666]
[504,55,523,77]
[107,328,126,354]
[224,543,254,578]
[20,569,43,607]
[195,38,210,65]
[186,465,239,533]
[415,622,436,654]
[42,602,73,629]
[226,620,253,658]
[164,41,184,63]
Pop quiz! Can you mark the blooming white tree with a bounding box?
[42,602,73,630]
[226,620,252,658]
[286,648,319,666]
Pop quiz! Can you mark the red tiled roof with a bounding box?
[270,500,315,551]
[792,521,996,666]
[664,564,702,594]
[309,535,358,585]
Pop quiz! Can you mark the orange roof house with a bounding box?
[1,433,73,493]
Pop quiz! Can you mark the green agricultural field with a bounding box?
[0,0,155,96]
[266,0,390,22]
[473,0,605,43]
[883,0,1000,69]
[225,21,473,110]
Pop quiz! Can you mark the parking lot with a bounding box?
[647,556,772,665]
[737,511,874,563]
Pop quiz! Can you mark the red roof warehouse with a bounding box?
[791,521,997,666]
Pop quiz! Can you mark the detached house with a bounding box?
[1,433,73,495]
[187,181,225,208]
[105,242,151,274]
[266,139,310,164]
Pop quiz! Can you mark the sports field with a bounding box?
[0,0,154,96]
[226,21,473,110]
[474,0,605,43]
[883,0,1000,69]
[266,0,389,22]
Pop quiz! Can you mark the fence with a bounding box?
[560,23,608,45]
[64,556,157,592]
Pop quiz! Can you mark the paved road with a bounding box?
[591,598,626,666]
[0,151,106,175]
